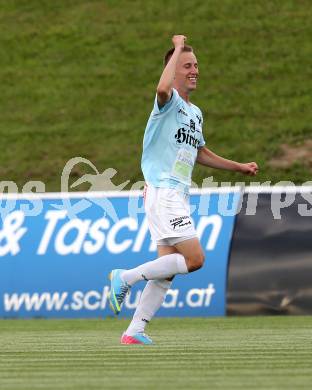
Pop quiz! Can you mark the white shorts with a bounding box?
[144,183,197,246]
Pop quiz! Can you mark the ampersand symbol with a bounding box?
[0,211,27,256]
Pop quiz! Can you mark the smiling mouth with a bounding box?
[188,77,197,82]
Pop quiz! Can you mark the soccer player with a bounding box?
[109,35,258,345]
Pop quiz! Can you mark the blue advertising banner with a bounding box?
[0,190,240,318]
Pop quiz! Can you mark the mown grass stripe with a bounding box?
[1,317,312,390]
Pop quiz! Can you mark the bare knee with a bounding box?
[185,252,205,272]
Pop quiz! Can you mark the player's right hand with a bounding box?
[172,35,186,49]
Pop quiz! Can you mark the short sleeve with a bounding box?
[196,108,205,147]
[152,88,180,116]
[199,132,206,147]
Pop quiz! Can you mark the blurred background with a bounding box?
[1,0,311,191]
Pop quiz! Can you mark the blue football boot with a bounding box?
[108,269,130,315]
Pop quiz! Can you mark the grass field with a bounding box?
[0,317,311,390]
[0,1,312,190]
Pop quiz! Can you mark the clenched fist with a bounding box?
[239,162,259,176]
[172,35,186,49]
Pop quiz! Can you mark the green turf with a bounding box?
[0,317,311,390]
[0,1,312,190]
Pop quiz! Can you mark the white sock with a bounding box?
[126,279,172,336]
[122,253,188,286]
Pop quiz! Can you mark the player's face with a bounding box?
[175,52,199,93]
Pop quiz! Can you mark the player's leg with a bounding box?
[121,245,177,344]
[108,247,189,315]
[108,238,205,316]
[122,236,204,284]
[109,185,203,315]
[173,236,205,271]
[120,239,205,344]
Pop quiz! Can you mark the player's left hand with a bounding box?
[239,162,259,176]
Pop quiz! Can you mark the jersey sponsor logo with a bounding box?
[181,119,197,133]
[190,119,196,132]
[179,116,202,131]
[175,127,201,149]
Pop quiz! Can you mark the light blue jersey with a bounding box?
[141,88,205,193]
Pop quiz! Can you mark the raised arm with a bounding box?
[156,35,186,107]
[196,147,259,175]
